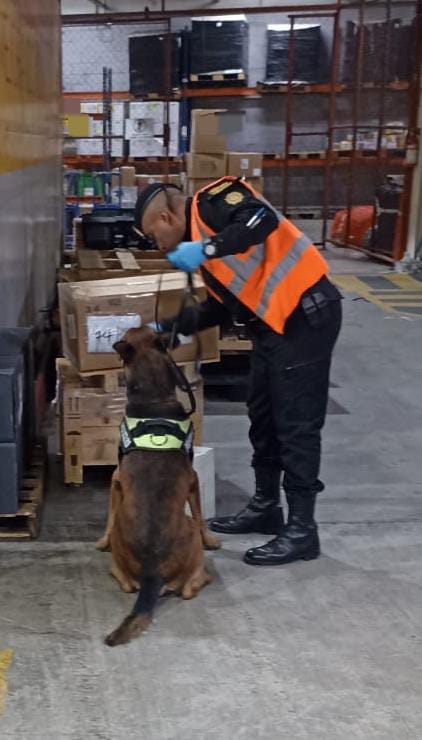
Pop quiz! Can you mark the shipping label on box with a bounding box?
[125,117,157,138]
[86,314,142,353]
[227,152,263,178]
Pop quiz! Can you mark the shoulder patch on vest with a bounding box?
[225,191,244,206]
[208,181,232,196]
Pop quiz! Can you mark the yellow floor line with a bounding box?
[332,275,395,313]
[332,274,422,316]
[383,274,422,290]
[0,649,13,716]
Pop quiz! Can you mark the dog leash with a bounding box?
[154,269,201,417]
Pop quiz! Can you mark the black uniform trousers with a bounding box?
[247,300,342,500]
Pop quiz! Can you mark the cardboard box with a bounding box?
[190,109,243,153]
[120,166,136,187]
[248,176,264,194]
[186,178,215,197]
[59,273,219,373]
[136,174,183,193]
[226,152,263,178]
[57,357,204,483]
[190,109,227,153]
[186,153,226,179]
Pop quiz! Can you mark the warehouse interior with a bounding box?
[1,1,422,738]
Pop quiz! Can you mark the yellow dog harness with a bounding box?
[119,416,194,457]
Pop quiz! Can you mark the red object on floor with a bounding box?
[331,206,375,247]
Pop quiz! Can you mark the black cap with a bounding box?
[134,182,182,232]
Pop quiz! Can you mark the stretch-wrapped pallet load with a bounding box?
[265,24,322,84]
[129,33,181,97]
[0,329,35,514]
[342,19,416,84]
[189,16,248,83]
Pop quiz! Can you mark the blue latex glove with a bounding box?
[167,241,205,272]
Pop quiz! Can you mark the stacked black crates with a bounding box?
[264,24,324,84]
[342,19,416,84]
[188,17,249,84]
[129,34,182,97]
[0,329,36,514]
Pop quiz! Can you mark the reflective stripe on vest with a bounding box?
[191,177,328,334]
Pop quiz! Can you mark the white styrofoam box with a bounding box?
[81,101,103,114]
[193,446,215,519]
[77,138,103,155]
[111,139,124,157]
[125,117,156,139]
[128,138,178,158]
[129,101,164,125]
[111,101,125,122]
[169,101,180,126]
[112,120,124,136]
[89,119,103,137]
[129,138,164,157]
[121,185,138,206]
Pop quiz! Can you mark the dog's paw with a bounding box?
[202,530,222,551]
[96,535,111,552]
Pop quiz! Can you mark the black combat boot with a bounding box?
[208,468,284,535]
[243,492,320,565]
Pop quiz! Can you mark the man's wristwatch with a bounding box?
[203,238,217,258]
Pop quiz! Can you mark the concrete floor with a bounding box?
[1,250,422,739]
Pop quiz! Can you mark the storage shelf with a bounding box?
[62,80,410,103]
[63,153,412,169]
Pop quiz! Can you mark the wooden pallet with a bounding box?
[141,90,181,100]
[332,148,406,159]
[189,70,246,84]
[219,336,252,354]
[289,151,326,160]
[0,443,47,540]
[257,81,313,94]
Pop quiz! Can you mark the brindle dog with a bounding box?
[96,326,220,647]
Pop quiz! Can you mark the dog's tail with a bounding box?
[104,572,162,647]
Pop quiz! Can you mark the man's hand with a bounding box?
[167,241,205,272]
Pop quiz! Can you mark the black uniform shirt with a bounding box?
[161,179,341,335]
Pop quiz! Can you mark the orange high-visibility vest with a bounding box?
[191,177,329,334]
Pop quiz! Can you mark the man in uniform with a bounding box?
[133,178,342,567]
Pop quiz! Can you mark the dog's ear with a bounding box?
[153,332,180,353]
[113,339,136,364]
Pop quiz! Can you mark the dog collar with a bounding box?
[119,416,194,456]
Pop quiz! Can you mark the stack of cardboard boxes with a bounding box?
[57,273,219,484]
[186,109,264,197]
[111,166,184,208]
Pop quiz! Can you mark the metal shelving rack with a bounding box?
[62,0,422,262]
